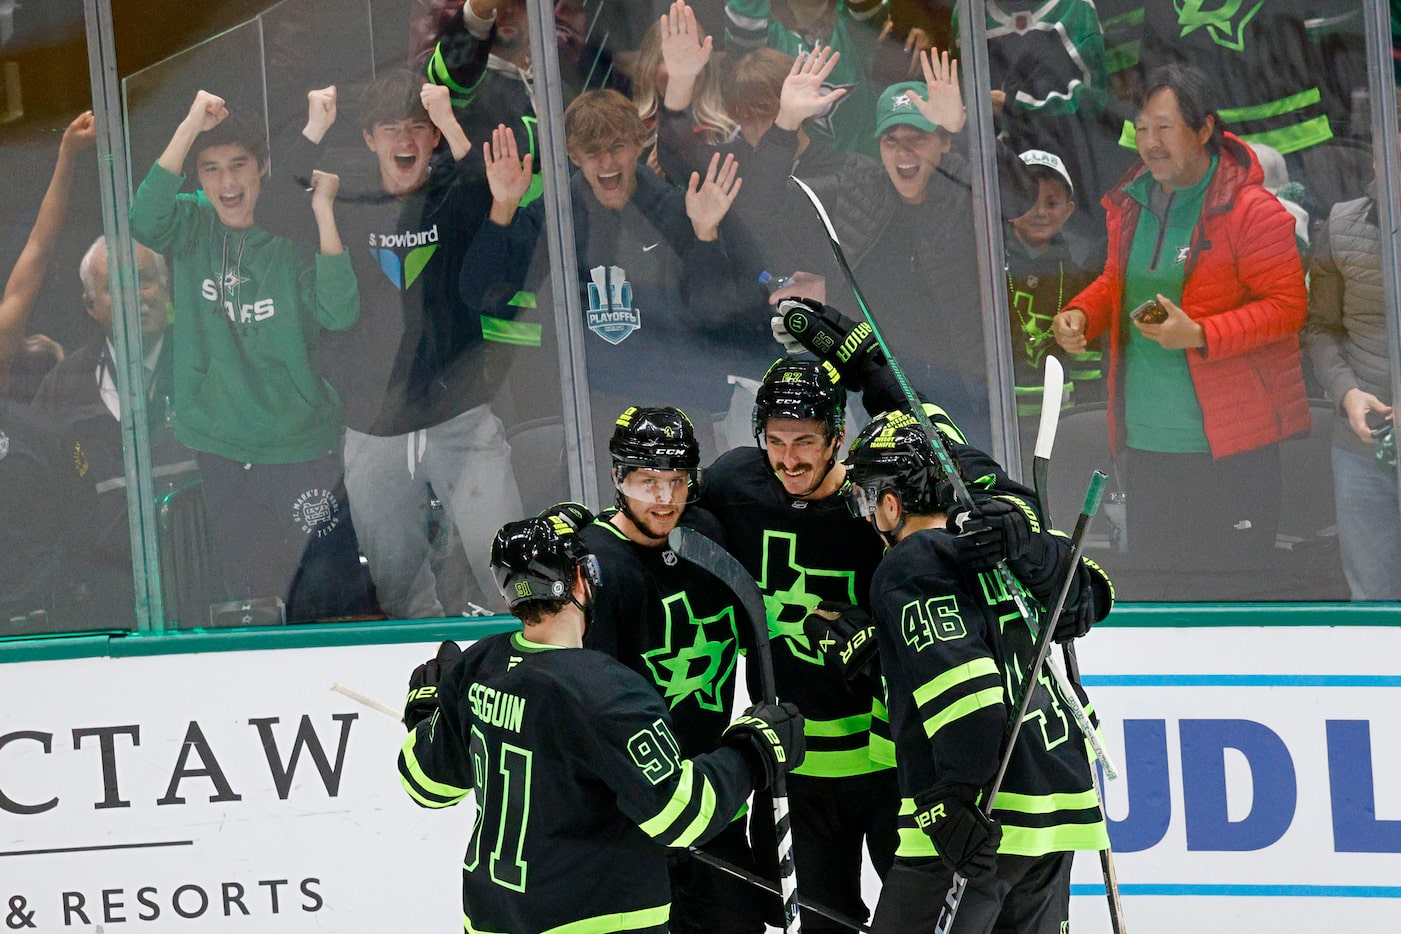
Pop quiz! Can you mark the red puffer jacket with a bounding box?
[1067,132,1309,459]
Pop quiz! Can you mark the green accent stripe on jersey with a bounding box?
[895,821,1109,859]
[399,733,470,807]
[507,290,537,309]
[1104,40,1140,75]
[592,516,631,541]
[1118,111,1332,155]
[670,774,721,849]
[429,46,475,96]
[913,657,1000,709]
[869,697,893,765]
[895,793,1108,858]
[639,760,706,844]
[1234,117,1334,156]
[464,902,671,934]
[1000,820,1109,856]
[1220,87,1322,123]
[804,712,871,737]
[794,746,892,778]
[868,733,896,768]
[481,315,542,347]
[896,825,937,857]
[995,788,1103,816]
[921,687,1004,741]
[511,632,566,653]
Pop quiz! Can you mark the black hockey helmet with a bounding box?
[490,510,601,610]
[845,407,958,517]
[752,359,846,442]
[609,406,701,471]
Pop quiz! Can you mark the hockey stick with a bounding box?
[788,175,1114,777]
[1034,361,1129,931]
[688,848,869,932]
[669,526,802,934]
[1031,362,1129,934]
[934,470,1107,934]
[330,682,400,720]
[1033,356,1064,522]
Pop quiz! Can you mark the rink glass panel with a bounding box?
[0,0,1396,638]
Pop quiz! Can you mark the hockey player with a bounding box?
[581,406,763,933]
[398,507,805,934]
[694,358,939,932]
[842,408,1112,933]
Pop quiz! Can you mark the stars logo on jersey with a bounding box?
[1175,0,1264,53]
[756,530,857,665]
[806,81,858,142]
[1175,245,1191,265]
[642,592,737,711]
[219,269,249,294]
[586,265,640,344]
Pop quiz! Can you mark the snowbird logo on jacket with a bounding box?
[586,265,640,345]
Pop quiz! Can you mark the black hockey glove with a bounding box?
[913,784,1002,880]
[802,601,879,686]
[1052,562,1106,643]
[403,640,463,730]
[722,702,806,791]
[778,298,885,391]
[947,494,1039,572]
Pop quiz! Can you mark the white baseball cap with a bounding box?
[1018,149,1074,196]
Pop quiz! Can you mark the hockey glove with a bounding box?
[723,701,806,791]
[403,640,463,730]
[1053,561,1109,643]
[778,298,885,391]
[948,494,1037,572]
[913,784,1002,880]
[802,601,880,686]
[770,313,807,357]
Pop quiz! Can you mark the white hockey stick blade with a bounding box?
[1034,356,1065,460]
[789,175,842,245]
[331,682,400,721]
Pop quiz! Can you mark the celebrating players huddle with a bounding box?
[397,300,1116,934]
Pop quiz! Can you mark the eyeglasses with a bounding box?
[615,471,698,504]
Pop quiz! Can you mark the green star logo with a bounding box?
[1174,0,1265,52]
[642,592,738,712]
[756,530,858,666]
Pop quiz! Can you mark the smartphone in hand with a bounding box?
[1129,298,1169,324]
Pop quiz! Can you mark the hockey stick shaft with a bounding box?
[688,848,870,932]
[934,470,1107,934]
[987,470,1106,806]
[790,175,1114,778]
[1062,644,1129,934]
[669,527,803,934]
[1034,363,1129,932]
[1029,358,1117,777]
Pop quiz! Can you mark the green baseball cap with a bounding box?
[874,81,939,137]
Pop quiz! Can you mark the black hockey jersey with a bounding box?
[398,630,756,934]
[869,517,1110,859]
[581,508,743,758]
[697,447,890,777]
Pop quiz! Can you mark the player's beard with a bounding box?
[619,498,682,542]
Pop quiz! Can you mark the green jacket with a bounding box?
[129,164,358,463]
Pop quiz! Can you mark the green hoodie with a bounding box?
[129,164,358,464]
